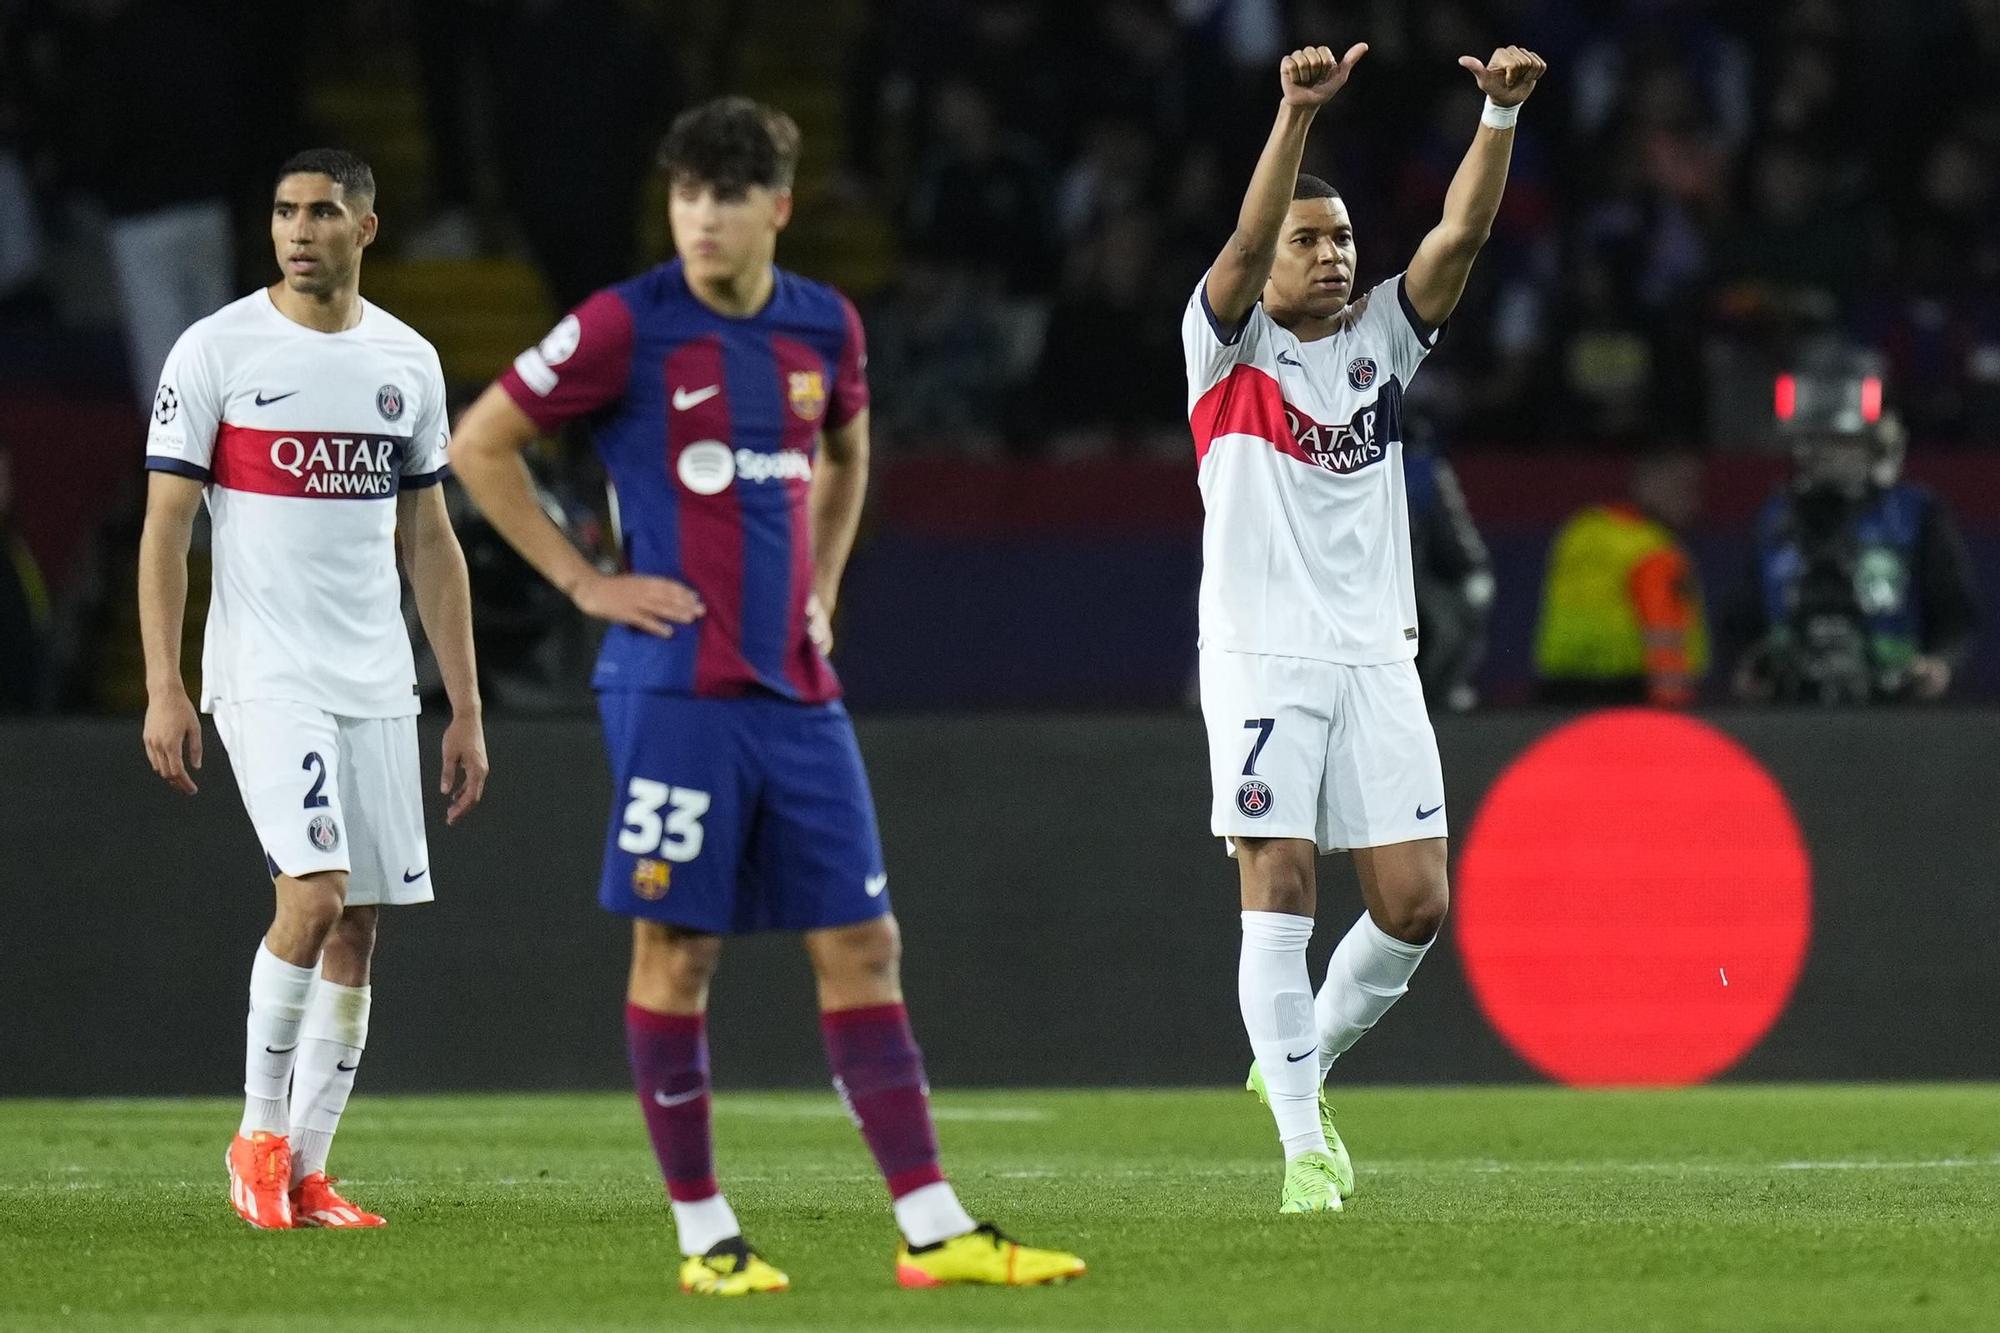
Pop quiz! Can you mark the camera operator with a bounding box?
[1734,387,1979,704]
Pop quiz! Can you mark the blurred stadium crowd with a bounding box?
[851,0,2000,452]
[0,0,1992,711]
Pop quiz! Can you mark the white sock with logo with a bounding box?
[1315,912,1431,1082]
[289,976,371,1186]
[1238,911,1327,1160]
[240,944,317,1136]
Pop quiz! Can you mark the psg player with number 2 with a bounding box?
[448,97,1083,1297]
[1187,41,1545,1213]
[138,150,488,1232]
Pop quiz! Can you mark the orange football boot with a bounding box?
[291,1173,387,1228]
[225,1132,294,1229]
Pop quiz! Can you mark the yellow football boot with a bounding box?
[896,1222,1086,1288]
[678,1236,790,1296]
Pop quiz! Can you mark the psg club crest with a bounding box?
[153,384,179,425]
[307,814,340,852]
[788,369,827,420]
[1236,780,1273,819]
[1347,357,1378,391]
[376,384,405,421]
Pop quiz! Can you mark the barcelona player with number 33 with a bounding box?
[448,97,1083,1297]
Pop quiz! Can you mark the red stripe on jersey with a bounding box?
[1188,364,1302,467]
[828,294,869,429]
[770,335,841,701]
[210,424,405,499]
[666,338,748,694]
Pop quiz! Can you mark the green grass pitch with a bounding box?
[3,1086,1996,1331]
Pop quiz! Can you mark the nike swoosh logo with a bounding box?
[652,1087,705,1109]
[265,1044,297,1055]
[1285,1048,1317,1063]
[672,384,721,411]
[1277,353,1302,366]
[336,1060,360,1072]
[1416,804,1443,820]
[403,867,428,883]
[254,390,299,406]
[864,873,889,898]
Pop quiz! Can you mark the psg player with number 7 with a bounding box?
[448,97,1083,1297]
[1187,42,1545,1213]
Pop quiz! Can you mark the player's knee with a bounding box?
[275,871,347,945]
[809,916,901,986]
[1237,841,1314,916]
[633,923,723,996]
[1381,880,1450,944]
[329,907,379,958]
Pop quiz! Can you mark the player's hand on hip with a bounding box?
[571,570,705,638]
[440,711,489,825]
[1280,43,1368,108]
[1459,46,1548,107]
[806,593,834,657]
[143,690,202,795]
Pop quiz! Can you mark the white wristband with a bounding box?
[1481,97,1520,129]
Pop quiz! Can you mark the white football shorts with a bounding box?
[212,698,434,906]
[1200,650,1447,854]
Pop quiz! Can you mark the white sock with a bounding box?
[1239,911,1326,1160]
[670,1193,742,1256]
[1315,912,1432,1082]
[240,944,316,1136]
[893,1180,977,1248]
[289,976,371,1186]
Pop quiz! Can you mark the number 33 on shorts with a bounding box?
[618,779,711,861]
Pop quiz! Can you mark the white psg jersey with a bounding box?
[1183,272,1441,664]
[144,291,450,717]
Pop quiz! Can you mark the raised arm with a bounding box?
[1205,43,1368,330]
[1403,46,1548,330]
[397,485,487,823]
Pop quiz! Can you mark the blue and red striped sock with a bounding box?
[625,1003,726,1196]
[821,1002,975,1245]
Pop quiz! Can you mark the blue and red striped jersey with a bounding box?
[498,259,866,703]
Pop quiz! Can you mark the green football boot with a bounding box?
[1247,1060,1356,1199]
[1278,1151,1345,1214]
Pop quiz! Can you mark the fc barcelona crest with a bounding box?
[632,857,672,901]
[788,370,827,420]
[377,383,405,421]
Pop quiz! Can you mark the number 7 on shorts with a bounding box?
[1242,718,1275,776]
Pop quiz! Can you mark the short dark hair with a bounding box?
[658,96,802,193]
[1293,174,1342,201]
[275,148,376,208]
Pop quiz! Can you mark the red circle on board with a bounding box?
[1457,710,1811,1087]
